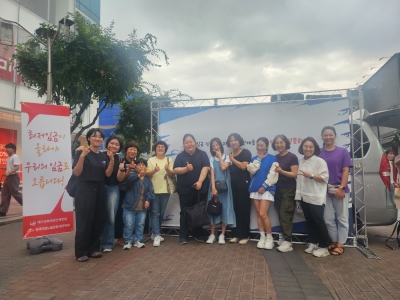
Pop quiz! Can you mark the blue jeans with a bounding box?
[100,185,120,249]
[324,193,350,244]
[123,209,147,243]
[151,193,170,236]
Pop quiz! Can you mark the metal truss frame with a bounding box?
[152,88,372,252]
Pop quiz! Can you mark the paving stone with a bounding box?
[27,292,56,299]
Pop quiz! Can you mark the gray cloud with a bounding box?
[101,0,400,98]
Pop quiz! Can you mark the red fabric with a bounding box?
[379,154,391,190]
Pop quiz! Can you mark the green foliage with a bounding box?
[115,86,191,153]
[12,13,168,149]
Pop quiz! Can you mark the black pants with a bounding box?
[75,180,106,258]
[0,174,23,214]
[230,179,251,239]
[114,189,125,239]
[179,192,207,239]
[301,201,331,248]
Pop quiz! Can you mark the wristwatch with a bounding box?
[310,174,314,180]
[339,185,345,190]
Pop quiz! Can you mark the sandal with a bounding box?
[328,243,337,250]
[89,252,102,258]
[77,256,88,262]
[117,238,125,246]
[331,247,344,256]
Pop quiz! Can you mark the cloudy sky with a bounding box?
[101,0,400,99]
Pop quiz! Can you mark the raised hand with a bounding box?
[215,150,222,159]
[139,170,146,178]
[106,149,114,159]
[229,152,234,162]
[186,161,193,171]
[129,161,136,169]
[119,162,125,171]
[275,165,282,173]
[299,170,311,178]
[164,163,169,170]
[81,146,91,157]
[155,163,160,172]
[257,152,265,159]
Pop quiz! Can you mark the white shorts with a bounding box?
[250,191,274,201]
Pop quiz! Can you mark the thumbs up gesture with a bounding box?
[186,161,193,171]
[155,163,160,172]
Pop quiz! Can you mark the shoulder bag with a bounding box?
[183,192,210,231]
[165,157,177,194]
[207,196,222,217]
[214,155,228,192]
[66,173,78,197]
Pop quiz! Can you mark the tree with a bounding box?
[12,13,168,150]
[114,86,191,153]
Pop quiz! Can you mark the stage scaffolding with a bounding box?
[150,87,379,258]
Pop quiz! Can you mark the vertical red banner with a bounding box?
[21,103,74,238]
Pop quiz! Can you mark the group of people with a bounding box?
[71,125,359,262]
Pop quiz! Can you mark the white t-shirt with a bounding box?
[7,154,20,174]
[295,155,329,205]
[209,154,231,169]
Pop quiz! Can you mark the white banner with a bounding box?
[159,98,350,233]
[21,103,74,238]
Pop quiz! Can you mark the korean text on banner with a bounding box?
[21,103,74,239]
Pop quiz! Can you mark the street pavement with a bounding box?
[1,199,400,299]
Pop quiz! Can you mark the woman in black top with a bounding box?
[73,128,114,262]
[173,134,210,245]
[100,135,123,252]
[226,133,252,245]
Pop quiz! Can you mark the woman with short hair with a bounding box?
[320,126,353,256]
[146,140,175,247]
[272,134,299,253]
[100,135,124,252]
[73,128,114,262]
[226,133,252,245]
[173,134,210,245]
[296,137,330,258]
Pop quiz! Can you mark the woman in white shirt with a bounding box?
[295,137,330,258]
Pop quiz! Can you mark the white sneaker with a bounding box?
[206,234,216,244]
[305,243,318,254]
[264,236,274,250]
[153,236,161,247]
[151,234,164,242]
[313,247,330,258]
[257,236,266,249]
[277,241,293,253]
[134,241,145,248]
[123,243,132,250]
[218,235,225,244]
[102,248,112,253]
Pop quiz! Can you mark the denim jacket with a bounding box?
[123,172,155,211]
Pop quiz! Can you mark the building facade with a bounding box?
[0,0,100,170]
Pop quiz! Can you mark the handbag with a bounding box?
[183,192,210,231]
[66,173,78,197]
[215,180,228,192]
[165,157,177,194]
[207,196,222,217]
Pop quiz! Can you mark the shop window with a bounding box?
[0,22,13,45]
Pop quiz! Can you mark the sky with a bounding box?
[101,0,400,100]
